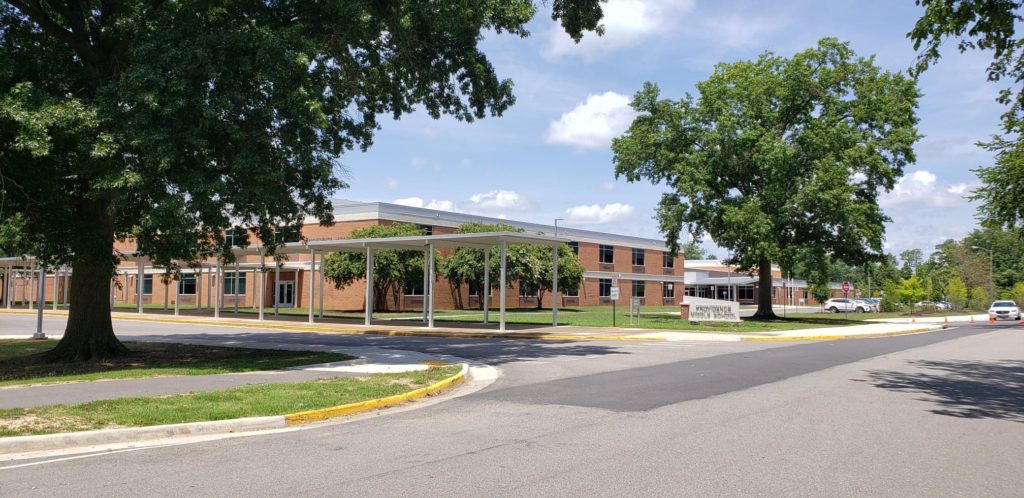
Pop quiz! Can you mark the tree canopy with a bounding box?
[321,223,426,311]
[612,38,921,318]
[0,0,604,360]
[908,1,1024,229]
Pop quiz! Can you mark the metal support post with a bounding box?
[428,243,436,328]
[274,263,280,316]
[318,253,324,319]
[499,241,507,332]
[258,252,265,321]
[233,261,240,314]
[308,249,315,324]
[483,249,490,324]
[552,244,559,326]
[214,261,221,318]
[365,247,374,326]
[33,264,46,339]
[136,258,144,314]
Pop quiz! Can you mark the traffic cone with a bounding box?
[989,315,995,325]
[944,316,949,325]
[970,315,974,323]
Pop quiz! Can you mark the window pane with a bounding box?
[599,245,614,264]
[178,275,197,295]
[663,283,674,298]
[663,252,674,268]
[632,248,645,266]
[143,275,153,295]
[567,242,579,255]
[599,278,611,297]
[632,280,645,297]
[223,273,247,294]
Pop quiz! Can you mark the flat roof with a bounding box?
[231,231,570,256]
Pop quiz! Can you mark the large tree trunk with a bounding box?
[751,257,778,320]
[43,199,129,362]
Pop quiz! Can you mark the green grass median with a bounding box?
[0,340,354,387]
[0,365,460,437]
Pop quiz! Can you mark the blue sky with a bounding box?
[340,0,1001,258]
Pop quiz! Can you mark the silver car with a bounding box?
[824,298,870,313]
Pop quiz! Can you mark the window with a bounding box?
[663,252,675,268]
[178,275,197,295]
[567,242,579,255]
[225,227,249,247]
[272,226,300,243]
[562,284,578,297]
[632,248,645,266]
[599,278,612,297]
[223,272,247,294]
[599,245,614,264]
[632,280,645,298]
[468,280,484,297]
[142,275,153,295]
[663,283,675,299]
[415,224,433,236]
[738,286,754,300]
[519,282,538,298]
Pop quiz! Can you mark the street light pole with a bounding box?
[554,218,564,238]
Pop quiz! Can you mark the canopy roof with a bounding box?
[236,231,570,255]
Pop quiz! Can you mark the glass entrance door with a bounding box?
[276,281,295,307]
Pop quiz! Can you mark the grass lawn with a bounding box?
[0,340,354,387]
[0,365,460,437]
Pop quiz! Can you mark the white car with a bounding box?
[824,298,870,313]
[854,299,877,312]
[987,300,1021,321]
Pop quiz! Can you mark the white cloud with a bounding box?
[385,178,399,189]
[564,203,635,225]
[880,169,972,207]
[546,92,636,150]
[392,197,457,211]
[410,157,426,170]
[467,190,528,211]
[601,181,617,191]
[543,0,696,60]
[693,15,790,49]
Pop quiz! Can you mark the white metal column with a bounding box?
[52,268,59,311]
[483,249,490,324]
[428,243,436,328]
[33,264,46,339]
[3,265,9,309]
[365,247,374,326]
[233,261,240,314]
[499,241,507,332]
[422,249,429,324]
[136,258,144,314]
[552,244,559,326]
[214,261,221,318]
[318,253,324,319]
[196,265,203,314]
[258,253,266,321]
[207,266,213,310]
[28,263,34,309]
[174,273,180,316]
[274,263,280,316]
[307,249,315,324]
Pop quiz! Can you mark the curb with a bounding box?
[0,309,662,342]
[0,364,468,456]
[739,326,943,342]
[284,363,467,425]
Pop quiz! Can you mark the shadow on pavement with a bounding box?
[131,331,631,366]
[861,359,1024,422]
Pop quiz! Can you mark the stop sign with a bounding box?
[842,281,850,293]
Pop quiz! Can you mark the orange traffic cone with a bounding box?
[970,315,974,323]
[944,316,949,325]
[989,315,996,324]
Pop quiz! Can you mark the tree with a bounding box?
[1011,281,1024,306]
[612,38,921,319]
[0,1,605,360]
[969,286,991,310]
[437,222,584,310]
[946,276,968,310]
[899,248,924,278]
[881,280,901,312]
[908,1,1024,229]
[680,240,706,260]
[322,224,425,311]
[896,276,928,314]
[809,282,831,309]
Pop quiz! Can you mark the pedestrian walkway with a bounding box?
[0,346,443,409]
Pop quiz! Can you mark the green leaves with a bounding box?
[613,38,921,275]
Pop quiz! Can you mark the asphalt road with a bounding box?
[2,316,1022,496]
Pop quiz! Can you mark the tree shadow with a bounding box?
[860,359,1024,422]
[129,331,632,366]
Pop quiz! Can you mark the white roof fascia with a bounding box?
[582,271,688,283]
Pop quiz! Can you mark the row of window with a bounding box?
[597,245,675,268]
[597,279,676,299]
[139,274,246,296]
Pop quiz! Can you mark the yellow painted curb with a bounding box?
[740,327,941,342]
[283,364,468,425]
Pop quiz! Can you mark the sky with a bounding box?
[339,0,1002,259]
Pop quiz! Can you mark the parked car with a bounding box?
[987,300,1021,321]
[852,299,876,312]
[824,298,871,313]
[860,298,881,312]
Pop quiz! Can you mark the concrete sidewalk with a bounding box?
[0,346,445,409]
